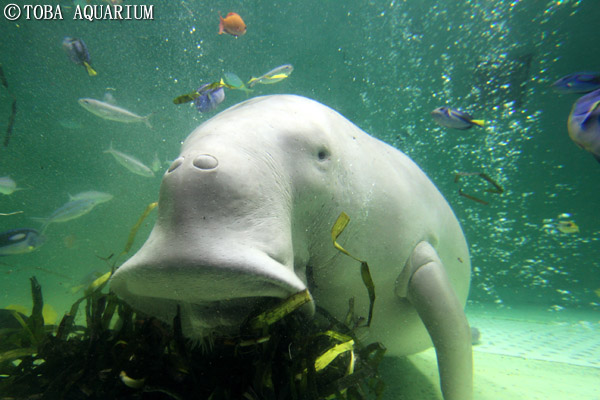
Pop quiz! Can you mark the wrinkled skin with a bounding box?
[110,95,472,400]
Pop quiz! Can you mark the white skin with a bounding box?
[111,95,473,400]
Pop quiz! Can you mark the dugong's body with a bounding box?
[110,95,472,400]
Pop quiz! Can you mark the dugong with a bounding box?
[110,95,472,400]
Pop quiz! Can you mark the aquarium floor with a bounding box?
[380,304,600,400]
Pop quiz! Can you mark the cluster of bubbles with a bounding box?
[344,0,597,310]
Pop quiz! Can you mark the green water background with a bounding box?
[0,1,598,316]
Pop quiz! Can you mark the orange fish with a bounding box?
[219,12,246,37]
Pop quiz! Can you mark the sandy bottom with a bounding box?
[379,304,600,400]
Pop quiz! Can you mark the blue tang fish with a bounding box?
[431,107,485,130]
[195,83,225,113]
[62,37,97,76]
[567,88,600,163]
[553,72,600,94]
[0,228,45,256]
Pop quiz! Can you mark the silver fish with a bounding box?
[34,198,101,232]
[248,64,294,88]
[78,98,152,128]
[247,64,294,88]
[104,143,155,178]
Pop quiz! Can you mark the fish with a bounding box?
[173,82,223,104]
[173,91,201,105]
[218,12,246,37]
[553,72,600,94]
[78,98,152,128]
[194,83,226,113]
[33,198,102,232]
[0,228,45,256]
[104,142,155,177]
[556,220,579,234]
[247,64,294,88]
[0,176,24,195]
[431,107,485,130]
[567,88,600,163]
[69,190,113,204]
[62,37,97,76]
[173,82,224,106]
[221,72,252,93]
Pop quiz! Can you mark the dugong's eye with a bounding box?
[317,147,330,161]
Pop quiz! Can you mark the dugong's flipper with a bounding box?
[405,242,473,400]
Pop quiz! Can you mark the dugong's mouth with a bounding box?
[110,247,312,337]
[111,290,284,335]
[157,296,290,334]
[113,281,293,327]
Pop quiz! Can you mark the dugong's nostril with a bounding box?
[167,157,184,173]
[193,154,219,170]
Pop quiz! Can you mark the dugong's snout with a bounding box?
[110,131,314,335]
[110,239,312,334]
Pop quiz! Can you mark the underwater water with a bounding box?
[0,0,599,399]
